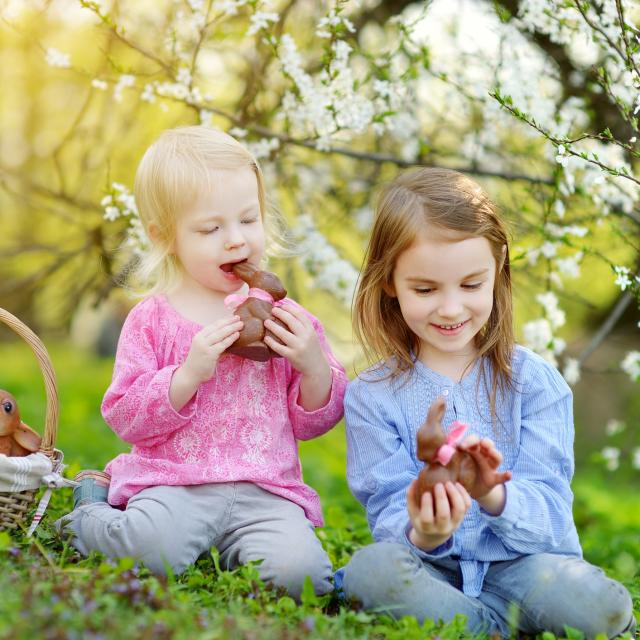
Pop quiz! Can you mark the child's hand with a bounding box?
[263,305,329,378]
[182,315,243,385]
[406,480,471,552]
[457,436,512,500]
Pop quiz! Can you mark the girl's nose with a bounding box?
[224,227,246,251]
[438,293,463,318]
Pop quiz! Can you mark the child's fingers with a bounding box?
[432,483,451,525]
[406,480,420,519]
[263,318,294,344]
[456,482,473,510]
[208,322,243,346]
[273,304,313,331]
[263,334,291,357]
[460,434,480,450]
[494,470,512,484]
[270,306,306,334]
[212,331,241,353]
[203,315,242,331]
[446,482,470,522]
[416,491,435,530]
[479,438,502,464]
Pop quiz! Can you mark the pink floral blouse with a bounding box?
[101,295,347,526]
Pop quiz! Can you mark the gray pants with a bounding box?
[59,482,332,599]
[342,542,635,638]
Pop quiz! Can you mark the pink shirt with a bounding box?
[102,295,347,526]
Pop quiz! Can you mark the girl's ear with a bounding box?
[382,280,397,298]
[148,224,173,253]
[147,223,161,245]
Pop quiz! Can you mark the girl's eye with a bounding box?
[241,217,258,224]
[199,227,219,234]
[462,282,482,290]
[414,288,433,295]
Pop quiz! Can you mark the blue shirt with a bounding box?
[344,345,582,597]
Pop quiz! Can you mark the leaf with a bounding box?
[0,531,11,550]
[300,575,320,607]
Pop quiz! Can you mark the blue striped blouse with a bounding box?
[344,345,582,597]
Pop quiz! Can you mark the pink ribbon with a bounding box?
[435,421,469,465]
[224,287,275,311]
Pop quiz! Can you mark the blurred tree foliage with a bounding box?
[0,0,638,389]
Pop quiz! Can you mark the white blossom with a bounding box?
[247,11,279,36]
[229,127,248,138]
[91,79,108,90]
[114,74,135,102]
[614,266,633,291]
[523,318,553,352]
[605,419,626,437]
[562,358,580,385]
[246,137,279,160]
[621,351,640,382]
[601,446,620,471]
[45,47,71,68]
[293,214,358,306]
[555,253,583,278]
[536,291,565,329]
[632,448,640,470]
[540,241,557,258]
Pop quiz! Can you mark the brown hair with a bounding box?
[353,167,514,419]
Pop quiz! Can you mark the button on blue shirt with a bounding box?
[344,345,582,597]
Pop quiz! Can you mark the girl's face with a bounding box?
[389,227,500,367]
[172,167,265,297]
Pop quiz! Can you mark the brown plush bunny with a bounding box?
[0,389,42,457]
[224,261,288,362]
[413,396,478,501]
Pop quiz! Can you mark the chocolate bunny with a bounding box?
[224,261,288,362]
[413,397,478,500]
[0,389,42,457]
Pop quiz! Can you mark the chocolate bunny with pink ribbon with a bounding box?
[223,261,288,362]
[414,397,477,498]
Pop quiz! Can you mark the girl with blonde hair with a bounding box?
[59,126,347,599]
[340,167,634,637]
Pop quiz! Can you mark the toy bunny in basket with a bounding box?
[0,389,42,457]
[0,307,75,535]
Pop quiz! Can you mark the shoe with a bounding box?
[73,469,111,509]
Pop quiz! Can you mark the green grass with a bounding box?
[0,340,638,639]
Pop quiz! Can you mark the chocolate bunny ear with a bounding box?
[416,396,447,463]
[13,422,41,453]
[231,261,259,284]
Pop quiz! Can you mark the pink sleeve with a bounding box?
[287,307,348,441]
[101,300,197,447]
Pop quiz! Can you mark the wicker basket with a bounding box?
[0,307,60,531]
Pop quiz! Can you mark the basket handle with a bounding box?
[0,308,58,456]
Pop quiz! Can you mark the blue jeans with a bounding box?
[342,542,635,638]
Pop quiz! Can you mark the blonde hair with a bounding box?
[132,126,268,294]
[353,167,514,419]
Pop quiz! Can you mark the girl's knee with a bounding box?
[261,546,333,600]
[77,507,192,575]
[580,581,635,639]
[343,542,418,604]
[524,555,635,638]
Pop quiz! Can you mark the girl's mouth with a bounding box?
[220,259,248,277]
[431,320,469,336]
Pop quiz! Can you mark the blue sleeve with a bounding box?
[483,356,576,552]
[345,378,452,558]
